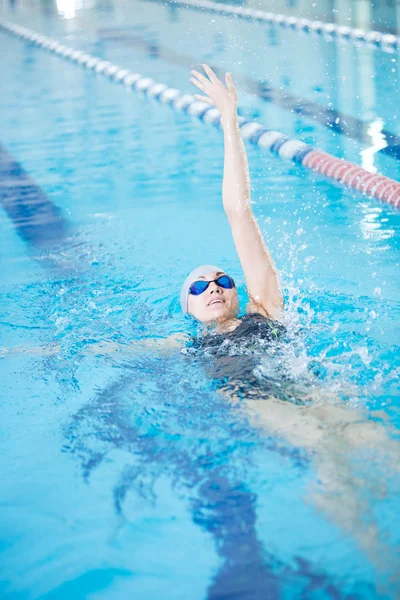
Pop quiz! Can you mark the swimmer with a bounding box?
[181,64,283,336]
[178,66,400,587]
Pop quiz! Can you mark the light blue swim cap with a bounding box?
[180,265,222,314]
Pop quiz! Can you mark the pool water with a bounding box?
[0,1,400,598]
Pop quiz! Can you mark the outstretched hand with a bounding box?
[190,64,238,126]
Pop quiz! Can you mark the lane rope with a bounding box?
[0,18,399,209]
[158,0,400,54]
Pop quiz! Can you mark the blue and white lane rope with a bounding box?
[158,0,400,54]
[0,19,399,208]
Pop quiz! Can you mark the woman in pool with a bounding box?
[183,67,400,584]
[1,67,399,585]
[181,64,283,338]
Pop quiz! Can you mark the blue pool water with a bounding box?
[0,1,400,598]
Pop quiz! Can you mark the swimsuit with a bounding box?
[184,313,302,402]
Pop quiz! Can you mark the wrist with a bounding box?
[221,110,238,130]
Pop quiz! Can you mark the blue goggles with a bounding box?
[189,274,235,296]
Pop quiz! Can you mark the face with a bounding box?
[187,271,239,324]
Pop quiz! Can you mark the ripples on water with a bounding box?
[8,224,388,595]
[1,14,399,594]
[1,159,399,596]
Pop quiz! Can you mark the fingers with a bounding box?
[190,77,206,93]
[191,70,210,88]
[192,65,221,87]
[225,72,235,91]
[202,63,220,84]
[194,94,215,105]
[190,65,234,107]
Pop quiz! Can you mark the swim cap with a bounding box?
[180,265,222,314]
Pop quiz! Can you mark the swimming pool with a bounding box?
[0,0,400,598]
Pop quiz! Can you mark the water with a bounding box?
[0,1,400,598]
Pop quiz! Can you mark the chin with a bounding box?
[211,306,232,321]
[201,310,226,323]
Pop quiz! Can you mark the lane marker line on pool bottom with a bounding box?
[0,142,69,247]
[153,0,400,54]
[0,18,399,209]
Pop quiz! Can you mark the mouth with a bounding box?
[208,299,224,307]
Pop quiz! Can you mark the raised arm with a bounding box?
[190,65,283,320]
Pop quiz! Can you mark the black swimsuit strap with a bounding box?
[190,312,285,351]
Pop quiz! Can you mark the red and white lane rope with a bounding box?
[303,151,400,206]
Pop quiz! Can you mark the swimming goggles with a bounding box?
[189,274,235,296]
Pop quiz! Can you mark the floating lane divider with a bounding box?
[1,19,399,209]
[160,0,400,54]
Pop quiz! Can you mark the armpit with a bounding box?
[245,300,273,320]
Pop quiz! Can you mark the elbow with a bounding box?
[225,206,253,225]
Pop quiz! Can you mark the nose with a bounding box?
[208,281,221,292]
